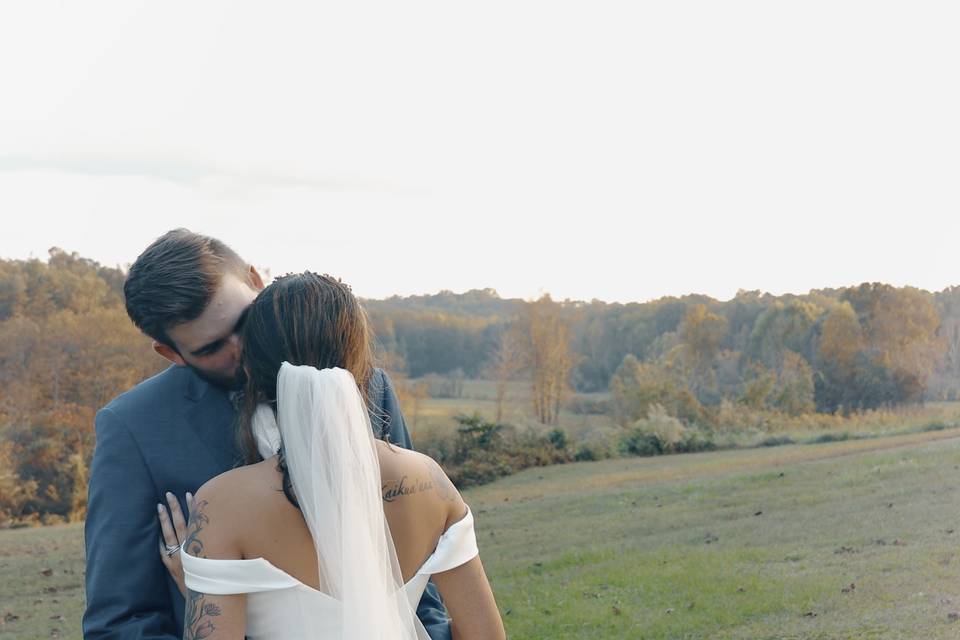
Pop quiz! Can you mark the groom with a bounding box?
[83,229,451,639]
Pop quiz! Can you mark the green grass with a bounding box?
[467,428,960,639]
[0,523,85,639]
[5,428,960,638]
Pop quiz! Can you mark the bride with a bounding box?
[156,272,506,639]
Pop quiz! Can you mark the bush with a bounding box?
[438,413,573,488]
[619,429,663,457]
[757,435,796,448]
[566,395,611,415]
[675,430,718,453]
[806,432,851,444]
[573,427,620,462]
[619,405,718,456]
[547,428,568,450]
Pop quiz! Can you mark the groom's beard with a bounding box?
[188,363,246,392]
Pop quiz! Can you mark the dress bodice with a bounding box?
[181,508,478,639]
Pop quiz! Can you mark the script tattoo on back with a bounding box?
[379,460,458,503]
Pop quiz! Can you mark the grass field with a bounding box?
[5,428,960,638]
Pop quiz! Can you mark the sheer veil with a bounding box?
[252,363,427,639]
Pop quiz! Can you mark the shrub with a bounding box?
[675,430,718,453]
[566,395,611,415]
[806,432,851,444]
[574,427,620,462]
[757,435,796,448]
[547,428,568,450]
[619,429,663,457]
[438,413,572,488]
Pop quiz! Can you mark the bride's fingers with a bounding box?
[165,492,189,542]
[157,501,179,550]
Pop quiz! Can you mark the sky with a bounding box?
[1,1,958,304]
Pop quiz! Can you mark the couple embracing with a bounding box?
[82,229,506,639]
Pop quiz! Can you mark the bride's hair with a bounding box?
[237,272,375,466]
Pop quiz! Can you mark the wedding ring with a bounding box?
[164,543,182,557]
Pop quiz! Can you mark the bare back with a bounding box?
[206,442,465,590]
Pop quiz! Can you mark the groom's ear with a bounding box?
[153,340,187,366]
[248,265,265,291]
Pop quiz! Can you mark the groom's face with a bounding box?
[160,272,262,390]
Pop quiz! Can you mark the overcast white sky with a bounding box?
[1,1,957,303]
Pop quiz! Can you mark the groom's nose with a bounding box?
[225,333,241,364]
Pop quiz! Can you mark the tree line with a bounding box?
[1,249,958,524]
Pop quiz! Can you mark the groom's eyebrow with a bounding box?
[190,307,250,357]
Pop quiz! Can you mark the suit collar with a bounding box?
[179,367,240,470]
[182,365,217,403]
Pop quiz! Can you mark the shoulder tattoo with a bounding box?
[183,499,210,558]
[425,459,458,502]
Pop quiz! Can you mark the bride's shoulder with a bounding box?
[185,458,282,559]
[192,458,280,515]
[375,443,466,527]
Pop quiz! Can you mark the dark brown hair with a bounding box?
[124,228,251,347]
[237,272,375,466]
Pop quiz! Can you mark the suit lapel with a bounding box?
[183,370,240,473]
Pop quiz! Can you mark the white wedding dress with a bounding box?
[180,365,478,639]
[180,508,477,639]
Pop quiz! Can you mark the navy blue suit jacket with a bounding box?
[83,365,450,639]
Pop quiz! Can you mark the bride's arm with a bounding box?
[419,458,506,640]
[183,589,246,640]
[431,556,506,640]
[181,488,248,640]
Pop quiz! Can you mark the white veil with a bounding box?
[252,363,427,639]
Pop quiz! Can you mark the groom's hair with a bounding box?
[124,228,252,347]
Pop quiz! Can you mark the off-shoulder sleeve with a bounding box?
[181,553,302,595]
[416,508,479,576]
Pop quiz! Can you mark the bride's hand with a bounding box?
[157,491,194,598]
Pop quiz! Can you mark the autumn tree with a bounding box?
[678,304,728,401]
[484,325,526,423]
[610,354,703,426]
[519,295,574,425]
[747,300,821,370]
[868,287,943,402]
